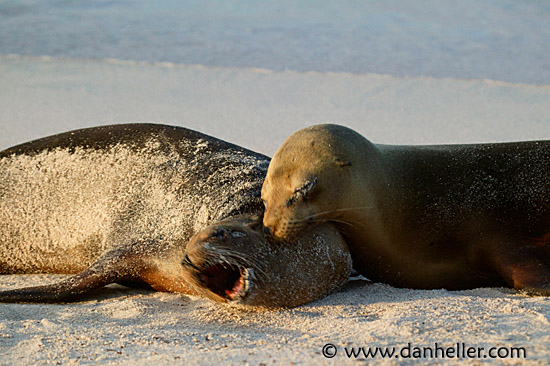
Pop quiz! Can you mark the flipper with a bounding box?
[489,234,550,296]
[0,244,150,303]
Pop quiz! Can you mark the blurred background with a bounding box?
[2,0,548,84]
[1,1,549,153]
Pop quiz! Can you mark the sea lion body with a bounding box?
[0,124,351,307]
[262,124,550,294]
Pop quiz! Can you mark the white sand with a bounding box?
[1,56,550,364]
[2,55,549,153]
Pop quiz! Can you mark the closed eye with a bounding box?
[286,177,317,207]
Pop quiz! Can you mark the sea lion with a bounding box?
[261,124,550,295]
[0,123,351,307]
[182,216,350,308]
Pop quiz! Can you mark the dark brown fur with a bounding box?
[262,124,550,295]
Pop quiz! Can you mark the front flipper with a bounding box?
[489,236,550,296]
[0,245,148,303]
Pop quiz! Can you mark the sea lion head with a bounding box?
[182,214,351,308]
[262,124,376,240]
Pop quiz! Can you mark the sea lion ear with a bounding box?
[335,158,352,167]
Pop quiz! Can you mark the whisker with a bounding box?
[301,206,373,221]
[205,247,268,279]
[302,217,355,236]
[298,213,366,229]
[327,218,363,229]
[323,206,373,214]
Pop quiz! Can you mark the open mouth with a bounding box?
[183,253,249,301]
[199,263,248,301]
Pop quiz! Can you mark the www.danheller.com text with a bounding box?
[321,342,527,360]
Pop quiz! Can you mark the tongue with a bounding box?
[225,276,244,299]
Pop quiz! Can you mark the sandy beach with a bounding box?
[1,55,550,365]
[1,1,550,364]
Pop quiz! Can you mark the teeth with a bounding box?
[225,275,245,299]
[197,263,249,301]
[226,268,250,301]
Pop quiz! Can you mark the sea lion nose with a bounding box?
[262,206,277,232]
[263,225,273,238]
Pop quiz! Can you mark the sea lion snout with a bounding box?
[263,201,313,241]
[262,192,301,240]
[181,217,270,304]
[262,225,273,238]
[261,198,277,230]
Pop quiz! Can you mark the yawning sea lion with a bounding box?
[0,124,351,307]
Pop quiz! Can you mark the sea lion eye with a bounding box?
[212,229,226,239]
[230,231,247,238]
[286,196,298,207]
[286,177,317,206]
[295,177,317,197]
